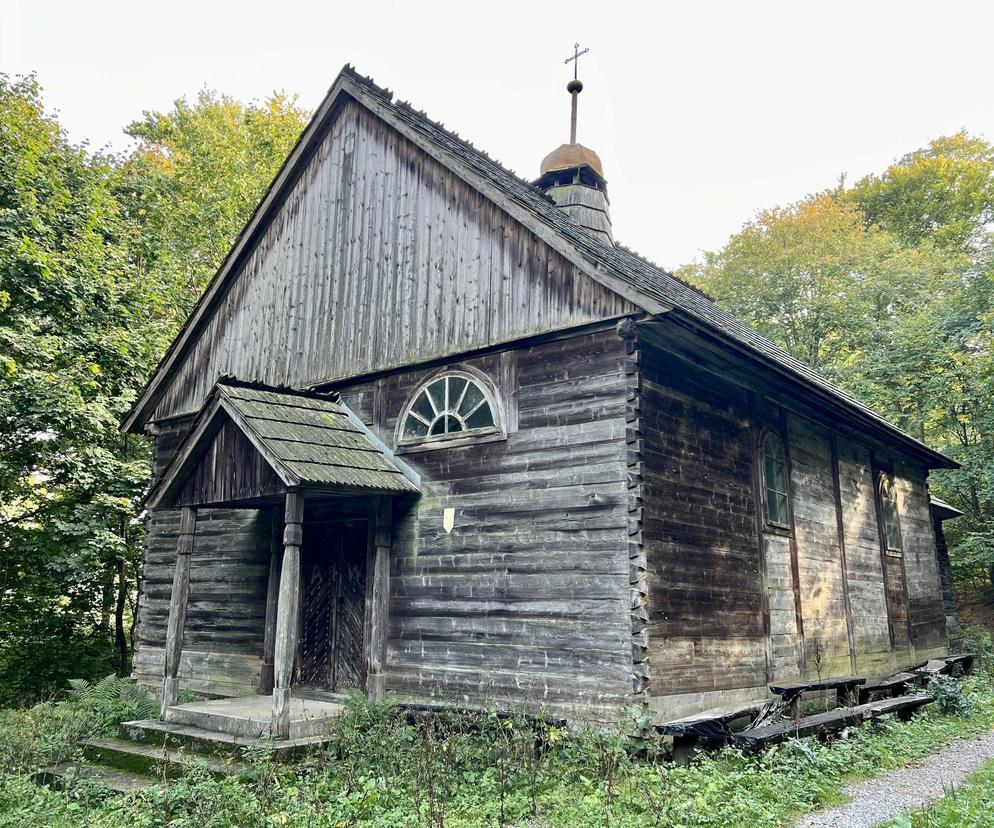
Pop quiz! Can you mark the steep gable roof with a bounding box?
[123,65,954,470]
[146,380,419,508]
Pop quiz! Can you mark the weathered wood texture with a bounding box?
[272,490,304,738]
[640,339,769,702]
[835,438,898,676]
[893,459,947,659]
[931,514,958,635]
[151,100,633,422]
[364,497,392,700]
[298,519,368,691]
[133,421,273,697]
[330,329,633,718]
[786,416,854,678]
[639,330,947,720]
[159,506,196,716]
[177,418,284,507]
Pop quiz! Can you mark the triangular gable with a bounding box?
[146,382,419,509]
[123,68,658,432]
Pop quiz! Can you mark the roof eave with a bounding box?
[121,68,367,435]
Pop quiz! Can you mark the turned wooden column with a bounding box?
[364,496,392,701]
[160,506,197,718]
[260,506,284,694]
[271,490,304,739]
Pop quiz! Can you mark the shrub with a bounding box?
[957,624,994,674]
[927,674,972,716]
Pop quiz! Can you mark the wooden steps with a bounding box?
[738,707,863,749]
[859,672,917,703]
[737,693,933,751]
[656,701,767,763]
[770,675,865,709]
[83,737,248,779]
[35,762,152,794]
[121,718,330,759]
[656,658,971,761]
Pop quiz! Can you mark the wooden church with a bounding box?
[125,65,958,736]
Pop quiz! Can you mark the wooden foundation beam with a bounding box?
[272,491,304,739]
[160,506,197,718]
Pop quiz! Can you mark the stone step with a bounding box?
[163,696,342,740]
[122,718,331,759]
[83,737,248,779]
[35,762,152,794]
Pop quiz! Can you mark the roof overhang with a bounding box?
[145,380,420,510]
[929,497,965,521]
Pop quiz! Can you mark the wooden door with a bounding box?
[297,519,368,691]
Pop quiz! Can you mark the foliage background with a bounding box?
[0,74,307,705]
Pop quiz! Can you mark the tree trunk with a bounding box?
[115,552,128,676]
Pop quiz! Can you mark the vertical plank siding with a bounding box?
[835,437,896,676]
[894,460,948,659]
[640,340,769,714]
[640,334,948,720]
[151,100,632,423]
[786,416,853,677]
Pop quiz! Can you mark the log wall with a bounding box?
[334,328,634,718]
[132,420,273,697]
[640,339,769,717]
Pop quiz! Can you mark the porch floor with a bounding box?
[163,694,344,740]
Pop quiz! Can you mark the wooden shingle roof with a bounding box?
[122,65,955,470]
[145,381,419,508]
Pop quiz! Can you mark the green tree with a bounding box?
[684,134,994,592]
[117,89,307,327]
[0,78,310,704]
[0,75,155,703]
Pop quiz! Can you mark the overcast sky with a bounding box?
[3,0,994,269]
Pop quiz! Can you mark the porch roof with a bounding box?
[145,380,420,509]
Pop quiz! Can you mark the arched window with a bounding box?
[878,475,903,552]
[399,372,500,445]
[761,431,790,527]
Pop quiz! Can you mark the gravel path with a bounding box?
[793,730,994,828]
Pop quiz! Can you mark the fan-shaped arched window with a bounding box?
[761,430,790,527]
[878,475,903,553]
[399,372,500,445]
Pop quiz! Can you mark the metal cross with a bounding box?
[564,42,589,80]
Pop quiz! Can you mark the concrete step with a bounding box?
[35,762,152,794]
[163,696,342,740]
[83,737,248,779]
[121,718,331,759]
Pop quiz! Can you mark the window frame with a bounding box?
[876,472,905,557]
[759,427,793,532]
[396,369,505,451]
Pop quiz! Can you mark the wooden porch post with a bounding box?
[160,506,196,719]
[364,496,392,701]
[260,506,284,694]
[271,490,304,739]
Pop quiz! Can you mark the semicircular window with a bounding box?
[401,373,498,444]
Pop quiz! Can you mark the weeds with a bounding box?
[0,673,992,827]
